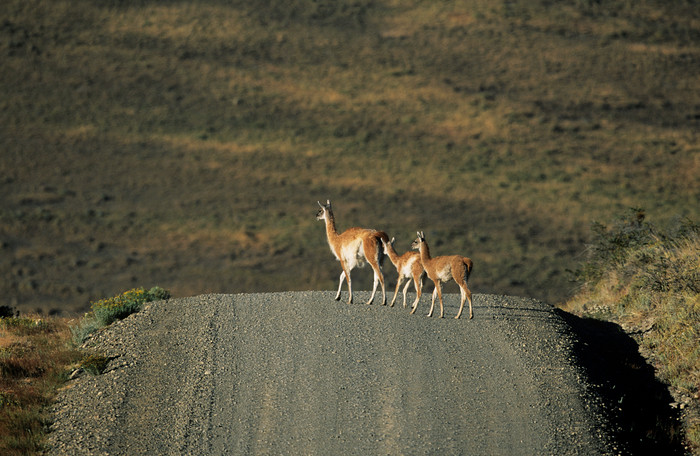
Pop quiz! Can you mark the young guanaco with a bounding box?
[381,236,425,312]
[411,231,473,319]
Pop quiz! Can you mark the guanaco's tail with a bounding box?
[374,231,390,244]
[463,257,474,277]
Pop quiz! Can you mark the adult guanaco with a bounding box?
[381,236,425,311]
[316,200,389,305]
[411,231,473,319]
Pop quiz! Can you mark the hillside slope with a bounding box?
[2,0,699,314]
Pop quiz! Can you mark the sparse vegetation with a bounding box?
[0,314,79,455]
[564,209,700,454]
[91,286,169,326]
[1,0,698,449]
[73,286,169,345]
[78,353,111,376]
[69,313,102,348]
[0,286,168,454]
[1,0,698,315]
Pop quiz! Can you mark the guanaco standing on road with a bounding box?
[411,231,473,319]
[381,237,425,311]
[316,200,389,305]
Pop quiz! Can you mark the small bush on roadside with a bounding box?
[71,286,170,347]
[70,313,102,346]
[91,286,170,327]
[147,285,171,301]
[569,208,655,285]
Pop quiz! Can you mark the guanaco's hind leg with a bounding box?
[367,271,380,305]
[335,271,345,300]
[453,262,473,319]
[363,240,386,306]
[455,283,473,319]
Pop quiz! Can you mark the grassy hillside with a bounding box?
[1,0,699,314]
[563,210,699,453]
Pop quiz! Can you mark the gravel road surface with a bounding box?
[49,292,618,455]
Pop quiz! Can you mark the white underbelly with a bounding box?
[400,257,417,277]
[339,239,365,269]
[437,264,452,282]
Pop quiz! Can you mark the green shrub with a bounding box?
[71,286,170,346]
[91,288,146,326]
[147,286,171,301]
[70,313,102,346]
[91,286,170,327]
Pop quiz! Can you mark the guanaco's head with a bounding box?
[316,200,332,221]
[381,236,396,253]
[411,231,425,250]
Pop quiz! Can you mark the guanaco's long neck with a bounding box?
[385,243,400,266]
[324,210,339,244]
[419,241,432,265]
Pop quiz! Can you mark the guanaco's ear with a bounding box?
[317,201,324,208]
[391,237,395,243]
[326,199,331,207]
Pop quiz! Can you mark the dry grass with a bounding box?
[0,315,80,455]
[0,285,168,454]
[564,212,700,454]
[4,3,697,444]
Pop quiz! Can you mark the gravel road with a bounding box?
[48,292,619,455]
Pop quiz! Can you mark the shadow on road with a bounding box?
[555,310,685,456]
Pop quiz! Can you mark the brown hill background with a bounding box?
[2,0,699,315]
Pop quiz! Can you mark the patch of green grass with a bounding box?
[565,210,700,454]
[69,313,102,347]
